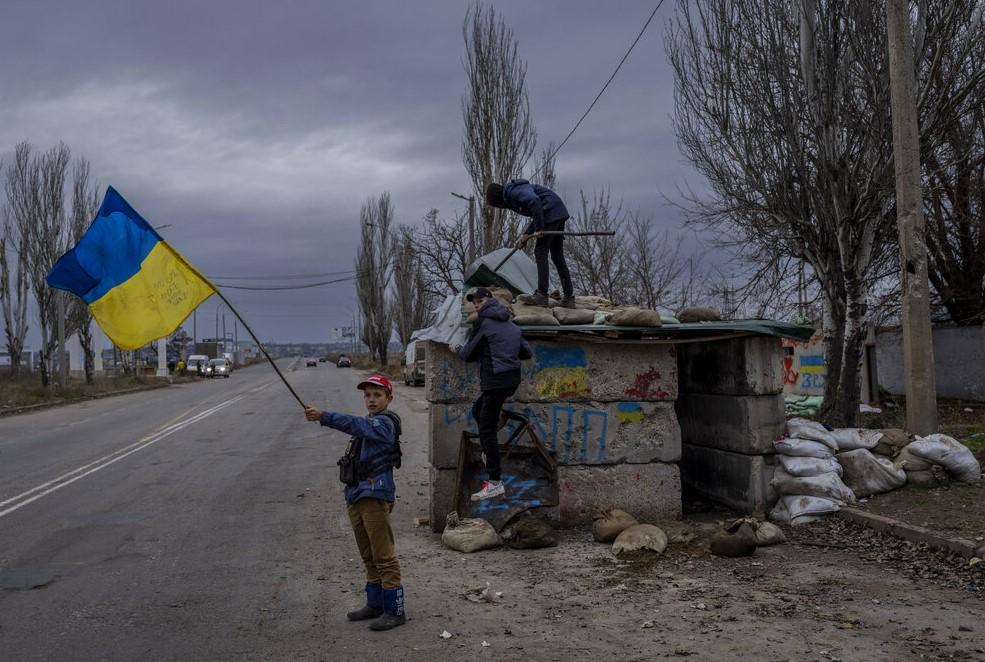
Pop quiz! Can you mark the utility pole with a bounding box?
[451,192,476,262]
[886,0,937,435]
[56,292,67,386]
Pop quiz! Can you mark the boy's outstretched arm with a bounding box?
[304,406,395,444]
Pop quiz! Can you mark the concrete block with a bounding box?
[429,401,681,469]
[428,466,457,533]
[428,465,560,533]
[678,336,784,395]
[426,339,678,404]
[676,393,785,455]
[680,444,776,516]
[558,463,681,525]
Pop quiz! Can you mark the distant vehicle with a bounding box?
[403,340,425,386]
[186,355,209,376]
[318,357,327,363]
[209,358,230,378]
[337,355,351,368]
[306,358,318,367]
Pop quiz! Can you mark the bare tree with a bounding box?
[5,142,71,387]
[355,192,395,365]
[0,213,30,380]
[391,226,435,347]
[462,2,537,251]
[623,215,688,310]
[66,158,101,383]
[412,208,473,299]
[566,189,630,302]
[530,141,558,191]
[665,0,984,426]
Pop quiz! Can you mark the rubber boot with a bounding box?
[347,582,383,621]
[369,586,406,630]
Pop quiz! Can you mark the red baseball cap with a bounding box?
[358,374,393,397]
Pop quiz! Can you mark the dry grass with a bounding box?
[0,374,168,411]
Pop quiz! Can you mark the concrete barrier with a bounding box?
[680,444,777,516]
[558,462,681,525]
[428,400,681,469]
[675,393,785,455]
[425,340,678,404]
[678,336,784,395]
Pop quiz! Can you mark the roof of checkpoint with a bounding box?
[414,250,815,346]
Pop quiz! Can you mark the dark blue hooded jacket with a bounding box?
[502,179,570,233]
[458,299,532,390]
[318,410,398,504]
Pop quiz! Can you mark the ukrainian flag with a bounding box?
[47,187,216,350]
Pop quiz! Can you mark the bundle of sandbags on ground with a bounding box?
[894,433,981,487]
[591,509,669,557]
[770,418,857,525]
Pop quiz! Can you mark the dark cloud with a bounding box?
[1,0,700,345]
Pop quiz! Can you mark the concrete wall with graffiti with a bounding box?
[781,333,825,396]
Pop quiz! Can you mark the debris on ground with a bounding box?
[463,582,503,604]
[709,521,758,557]
[501,517,558,549]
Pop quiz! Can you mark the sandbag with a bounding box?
[872,441,901,458]
[770,467,857,503]
[574,295,613,310]
[878,429,911,451]
[905,466,949,488]
[511,304,559,327]
[836,449,907,498]
[831,428,882,451]
[786,418,838,450]
[676,306,721,323]
[441,512,501,553]
[710,522,757,557]
[501,518,557,549]
[754,521,786,546]
[894,446,934,472]
[489,287,514,309]
[608,307,663,327]
[907,434,981,483]
[592,509,639,543]
[773,437,836,459]
[612,524,668,556]
[553,307,597,325]
[777,454,843,477]
[770,494,841,525]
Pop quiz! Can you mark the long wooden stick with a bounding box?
[491,231,615,274]
[212,288,306,408]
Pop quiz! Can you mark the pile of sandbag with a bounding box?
[591,509,668,557]
[770,418,857,525]
[894,433,981,487]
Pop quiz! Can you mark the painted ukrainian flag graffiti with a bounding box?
[533,346,591,398]
[47,187,216,350]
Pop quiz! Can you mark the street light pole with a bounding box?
[452,191,476,262]
[886,0,937,435]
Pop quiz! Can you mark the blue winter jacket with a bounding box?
[502,179,570,233]
[318,410,398,505]
[458,299,532,390]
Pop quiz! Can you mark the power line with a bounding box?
[207,269,358,281]
[528,1,665,178]
[212,273,361,291]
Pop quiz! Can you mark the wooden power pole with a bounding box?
[886,0,938,435]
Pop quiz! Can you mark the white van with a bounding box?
[403,341,425,386]
[185,354,209,376]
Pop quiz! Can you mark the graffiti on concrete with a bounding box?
[475,474,542,514]
[533,346,590,398]
[624,367,672,399]
[782,334,825,395]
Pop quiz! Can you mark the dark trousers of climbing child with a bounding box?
[470,385,517,481]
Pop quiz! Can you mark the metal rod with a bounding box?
[490,231,615,274]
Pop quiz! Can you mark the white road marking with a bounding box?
[0,394,247,519]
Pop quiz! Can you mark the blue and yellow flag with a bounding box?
[47,187,216,350]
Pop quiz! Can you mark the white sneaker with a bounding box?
[471,480,505,501]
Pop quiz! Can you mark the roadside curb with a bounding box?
[0,381,172,418]
[837,507,985,560]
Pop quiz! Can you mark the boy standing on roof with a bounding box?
[485,179,575,308]
[454,287,533,500]
[304,374,406,631]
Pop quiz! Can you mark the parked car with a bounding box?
[403,340,425,386]
[306,358,318,367]
[318,357,327,363]
[208,358,230,378]
[337,355,351,368]
[185,354,209,376]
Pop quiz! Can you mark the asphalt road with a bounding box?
[0,358,395,661]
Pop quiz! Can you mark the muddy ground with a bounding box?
[314,385,985,662]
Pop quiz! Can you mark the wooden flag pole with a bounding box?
[212,288,306,408]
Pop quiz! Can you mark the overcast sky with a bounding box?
[1,0,702,347]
